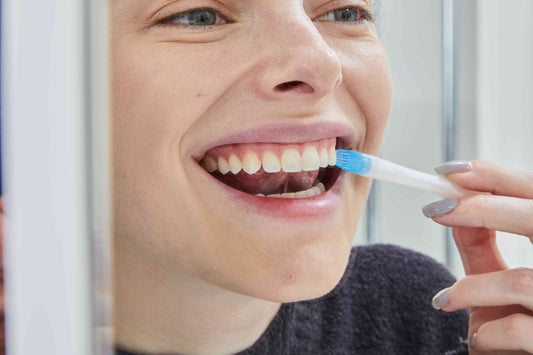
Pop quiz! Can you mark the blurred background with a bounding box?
[1,0,532,354]
[355,0,533,278]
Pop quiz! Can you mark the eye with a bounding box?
[317,7,373,24]
[156,8,229,27]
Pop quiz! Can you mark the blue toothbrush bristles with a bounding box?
[335,149,372,176]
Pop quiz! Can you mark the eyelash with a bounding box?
[155,8,230,28]
[318,6,374,24]
[155,5,373,29]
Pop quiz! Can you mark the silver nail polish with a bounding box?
[431,287,450,309]
[422,199,458,218]
[435,160,473,175]
[469,333,477,349]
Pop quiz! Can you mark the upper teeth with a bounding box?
[200,144,337,175]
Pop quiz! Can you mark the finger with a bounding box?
[427,194,533,240]
[434,268,533,312]
[451,226,507,275]
[437,160,533,199]
[471,313,533,353]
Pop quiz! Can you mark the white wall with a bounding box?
[362,0,533,276]
[477,0,533,269]
[363,0,452,266]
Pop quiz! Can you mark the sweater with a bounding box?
[116,244,469,355]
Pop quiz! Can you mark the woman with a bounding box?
[110,1,533,354]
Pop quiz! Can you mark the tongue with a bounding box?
[214,169,320,195]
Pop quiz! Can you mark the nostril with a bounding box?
[275,81,315,94]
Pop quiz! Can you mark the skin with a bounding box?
[111,1,390,353]
[107,0,533,354]
[428,163,533,354]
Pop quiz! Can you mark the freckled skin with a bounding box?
[113,0,391,300]
[111,1,392,352]
[112,0,391,298]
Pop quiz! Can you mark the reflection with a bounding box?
[2,0,532,354]
[110,0,395,353]
[111,0,533,354]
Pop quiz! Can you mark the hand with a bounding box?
[422,161,533,354]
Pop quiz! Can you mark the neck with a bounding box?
[113,239,281,355]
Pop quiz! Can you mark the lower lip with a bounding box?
[195,162,346,219]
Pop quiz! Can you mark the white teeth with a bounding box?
[218,157,230,175]
[328,146,336,166]
[267,193,281,198]
[279,192,295,198]
[203,144,337,175]
[294,189,309,198]
[200,156,217,173]
[319,148,329,168]
[258,182,326,199]
[262,151,281,173]
[228,154,242,174]
[302,145,320,171]
[242,152,261,174]
[281,148,302,173]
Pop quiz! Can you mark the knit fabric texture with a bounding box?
[116,244,469,355]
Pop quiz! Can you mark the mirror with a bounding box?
[2,0,532,354]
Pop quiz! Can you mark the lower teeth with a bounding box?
[255,182,326,199]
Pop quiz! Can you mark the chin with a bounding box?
[213,224,355,303]
[262,242,353,303]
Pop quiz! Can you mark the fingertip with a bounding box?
[431,287,451,310]
[469,333,477,350]
[434,160,473,175]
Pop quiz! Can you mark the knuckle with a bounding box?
[502,314,530,342]
[526,198,533,215]
[507,268,533,296]
[527,200,533,238]
[473,194,493,210]
[467,194,494,228]
[527,171,533,185]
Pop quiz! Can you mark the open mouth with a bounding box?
[197,137,343,199]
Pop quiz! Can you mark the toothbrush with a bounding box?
[335,149,469,199]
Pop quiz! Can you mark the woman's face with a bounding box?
[111,0,392,301]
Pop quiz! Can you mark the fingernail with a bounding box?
[435,160,473,175]
[469,333,477,349]
[431,287,450,309]
[422,199,458,218]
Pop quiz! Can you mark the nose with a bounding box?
[252,14,342,103]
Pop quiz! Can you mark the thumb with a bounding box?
[452,226,507,275]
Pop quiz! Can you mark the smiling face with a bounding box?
[111,0,392,302]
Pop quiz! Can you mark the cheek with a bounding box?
[110,41,246,264]
[339,43,392,154]
[112,49,210,127]
[111,42,230,176]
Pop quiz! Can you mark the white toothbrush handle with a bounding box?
[367,156,469,199]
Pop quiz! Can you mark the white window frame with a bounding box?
[2,1,112,354]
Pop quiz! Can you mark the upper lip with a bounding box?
[191,121,357,161]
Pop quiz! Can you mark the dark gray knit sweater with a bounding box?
[116,244,469,355]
